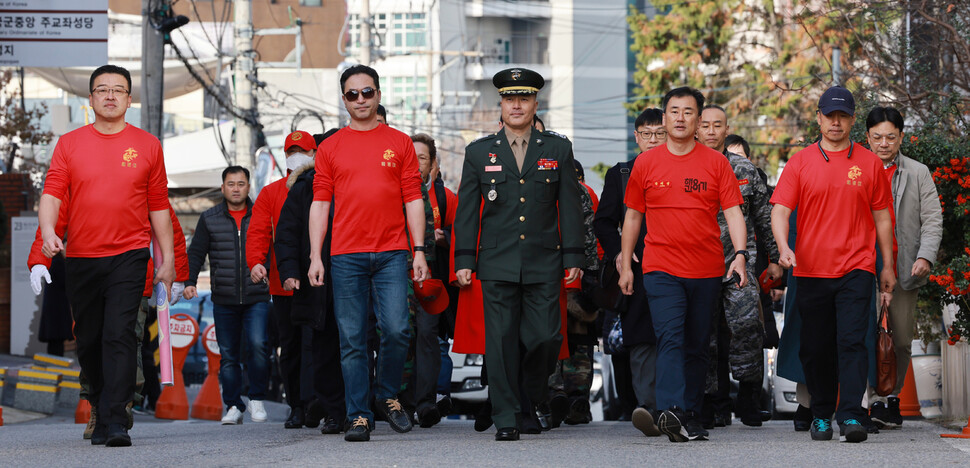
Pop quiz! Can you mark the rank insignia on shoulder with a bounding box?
[543,130,569,141]
[469,134,497,145]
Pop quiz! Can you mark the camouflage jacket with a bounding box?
[717,152,778,270]
[580,186,598,270]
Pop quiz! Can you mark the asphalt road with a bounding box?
[1,410,968,467]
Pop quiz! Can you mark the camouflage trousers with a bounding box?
[80,297,148,404]
[706,269,764,392]
[548,343,593,398]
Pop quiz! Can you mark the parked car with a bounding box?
[448,349,487,415]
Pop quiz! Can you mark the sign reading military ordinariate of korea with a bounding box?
[0,0,107,67]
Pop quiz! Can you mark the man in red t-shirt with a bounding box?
[618,87,749,443]
[307,65,429,442]
[38,65,175,447]
[248,130,316,429]
[770,87,895,443]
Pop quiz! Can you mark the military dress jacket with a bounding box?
[454,130,585,284]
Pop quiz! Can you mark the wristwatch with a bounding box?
[734,250,750,261]
[413,245,428,253]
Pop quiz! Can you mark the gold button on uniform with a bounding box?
[490,178,495,183]
[520,197,525,203]
[520,234,526,240]
[545,178,550,183]
[556,245,560,250]
[519,216,525,222]
[519,179,525,184]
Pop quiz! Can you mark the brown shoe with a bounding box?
[83,406,98,440]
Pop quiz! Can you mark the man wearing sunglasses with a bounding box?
[308,65,429,442]
[38,64,175,447]
[454,68,585,441]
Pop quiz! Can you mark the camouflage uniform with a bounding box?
[549,187,597,411]
[707,152,778,388]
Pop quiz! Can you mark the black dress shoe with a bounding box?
[105,424,132,447]
[495,427,520,441]
[520,411,541,434]
[285,407,305,429]
[320,417,342,434]
[417,405,441,428]
[90,423,108,445]
[549,394,569,428]
[305,399,325,428]
[793,404,812,432]
[474,401,493,432]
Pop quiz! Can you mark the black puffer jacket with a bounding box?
[274,164,333,330]
[186,200,269,305]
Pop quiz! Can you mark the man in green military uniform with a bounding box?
[454,68,585,441]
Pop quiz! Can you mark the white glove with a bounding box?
[170,282,184,305]
[30,265,51,295]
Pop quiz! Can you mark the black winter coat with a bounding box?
[186,200,269,305]
[274,164,333,330]
[592,160,655,347]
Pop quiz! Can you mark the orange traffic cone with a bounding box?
[898,361,921,417]
[75,398,91,424]
[155,314,198,420]
[941,417,970,439]
[191,324,223,421]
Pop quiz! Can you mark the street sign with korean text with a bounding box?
[0,0,108,67]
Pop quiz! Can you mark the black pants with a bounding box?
[797,269,873,423]
[309,307,346,420]
[273,295,302,408]
[414,309,442,411]
[65,248,149,426]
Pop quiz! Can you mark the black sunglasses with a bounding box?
[344,87,376,101]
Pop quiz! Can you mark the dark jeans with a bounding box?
[643,272,720,414]
[65,248,149,426]
[331,250,410,422]
[213,301,271,411]
[414,308,442,411]
[797,269,874,423]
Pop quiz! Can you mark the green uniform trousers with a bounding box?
[481,280,562,430]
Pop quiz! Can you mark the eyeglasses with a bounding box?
[343,87,376,101]
[636,130,666,140]
[868,133,899,144]
[92,87,129,97]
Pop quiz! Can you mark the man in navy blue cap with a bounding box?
[769,86,896,443]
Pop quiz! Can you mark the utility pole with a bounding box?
[360,0,371,65]
[142,0,165,142]
[832,47,842,87]
[234,0,255,172]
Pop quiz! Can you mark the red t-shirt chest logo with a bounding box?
[121,147,138,168]
[381,149,398,168]
[846,165,862,186]
[652,180,671,188]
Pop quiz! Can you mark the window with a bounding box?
[347,13,388,52]
[389,13,426,54]
[389,76,428,113]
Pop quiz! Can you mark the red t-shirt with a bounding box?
[623,143,743,278]
[246,177,292,296]
[43,124,169,257]
[770,143,892,278]
[312,125,423,255]
[229,209,247,230]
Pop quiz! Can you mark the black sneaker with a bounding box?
[859,408,880,434]
[657,407,689,443]
[793,405,812,432]
[321,417,342,434]
[810,418,833,441]
[436,394,453,417]
[344,416,371,442]
[886,397,903,427]
[632,407,661,437]
[305,399,325,428]
[375,398,413,433]
[839,419,868,443]
[90,422,108,445]
[686,411,709,441]
[105,423,132,447]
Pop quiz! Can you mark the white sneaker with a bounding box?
[248,400,268,422]
[222,406,243,425]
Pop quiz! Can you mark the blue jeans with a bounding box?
[643,272,720,414]
[331,250,410,422]
[212,301,270,411]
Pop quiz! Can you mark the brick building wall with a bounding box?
[0,173,33,353]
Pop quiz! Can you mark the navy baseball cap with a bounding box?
[818,86,855,116]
